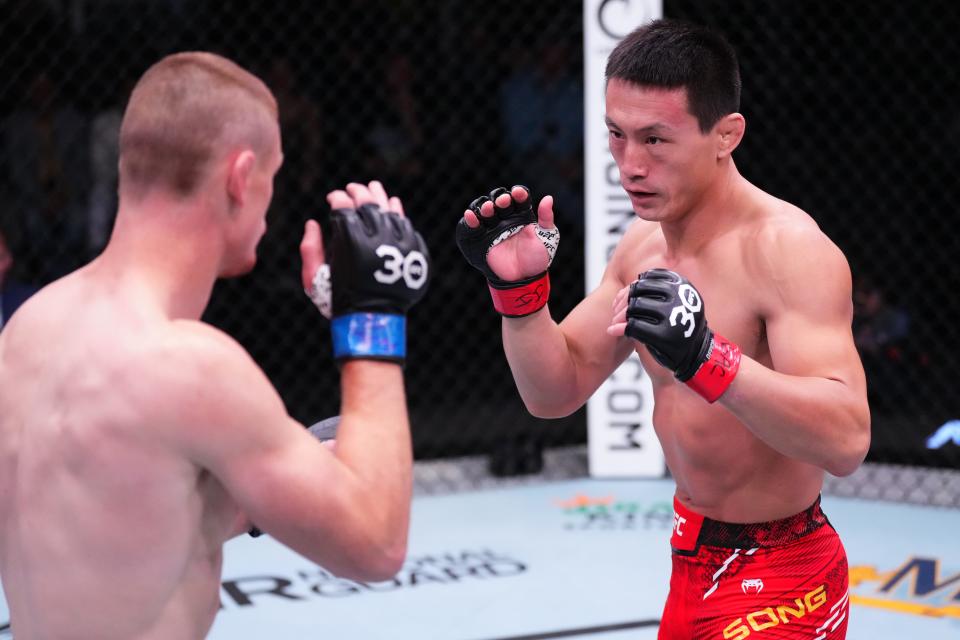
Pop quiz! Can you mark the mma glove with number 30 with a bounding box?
[625,268,741,403]
[308,203,430,364]
[456,186,559,317]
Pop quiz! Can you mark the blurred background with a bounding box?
[1,0,957,485]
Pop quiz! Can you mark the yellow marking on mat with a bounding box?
[849,594,960,619]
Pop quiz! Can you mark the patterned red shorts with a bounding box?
[659,496,849,640]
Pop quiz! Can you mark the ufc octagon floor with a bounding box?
[205,477,958,640]
[1,476,957,639]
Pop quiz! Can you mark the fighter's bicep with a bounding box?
[155,328,343,519]
[762,239,864,388]
[766,306,862,385]
[215,418,347,537]
[180,353,360,543]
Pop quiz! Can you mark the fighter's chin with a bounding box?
[631,204,668,222]
[218,255,258,278]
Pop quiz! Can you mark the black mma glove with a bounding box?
[455,186,559,317]
[307,203,430,364]
[625,268,741,403]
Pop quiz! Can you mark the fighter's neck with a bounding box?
[659,168,753,258]
[96,201,222,321]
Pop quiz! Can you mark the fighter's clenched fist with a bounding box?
[610,268,741,403]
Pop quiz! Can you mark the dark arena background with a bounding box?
[1,0,958,488]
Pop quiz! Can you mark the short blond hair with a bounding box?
[119,52,278,198]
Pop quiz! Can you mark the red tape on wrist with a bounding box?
[488,273,550,318]
[685,332,741,403]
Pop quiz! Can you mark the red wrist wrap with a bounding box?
[488,273,550,318]
[685,332,741,403]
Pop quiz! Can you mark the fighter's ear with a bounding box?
[715,113,745,159]
[226,150,257,207]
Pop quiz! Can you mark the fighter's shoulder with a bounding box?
[121,321,289,459]
[747,198,841,259]
[131,321,270,404]
[174,320,268,381]
[165,320,252,359]
[745,198,851,299]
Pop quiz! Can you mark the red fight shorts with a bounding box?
[659,496,849,640]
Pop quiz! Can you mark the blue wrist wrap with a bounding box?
[331,313,406,361]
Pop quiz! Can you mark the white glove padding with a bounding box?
[534,224,560,265]
[306,264,332,319]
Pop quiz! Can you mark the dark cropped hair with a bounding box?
[605,19,741,133]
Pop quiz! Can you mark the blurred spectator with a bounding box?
[854,277,910,355]
[853,276,912,409]
[253,56,324,279]
[362,52,424,193]
[266,56,323,199]
[0,226,38,331]
[2,70,89,281]
[499,40,583,228]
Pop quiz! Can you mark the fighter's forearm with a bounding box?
[501,307,589,418]
[337,358,412,515]
[718,356,871,477]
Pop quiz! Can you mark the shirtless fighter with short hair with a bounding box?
[457,19,869,639]
[0,52,429,638]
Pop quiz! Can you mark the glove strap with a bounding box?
[488,272,550,318]
[331,313,405,362]
[685,332,741,403]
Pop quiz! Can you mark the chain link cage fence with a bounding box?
[1,0,957,498]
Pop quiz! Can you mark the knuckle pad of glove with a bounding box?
[625,270,712,375]
[626,298,665,323]
[639,268,681,283]
[329,205,430,315]
[624,318,655,343]
[630,278,677,305]
[386,214,405,241]
[355,203,384,235]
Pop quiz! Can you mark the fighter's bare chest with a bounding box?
[620,252,768,362]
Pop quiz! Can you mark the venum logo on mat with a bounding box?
[555,494,673,531]
[220,549,526,610]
